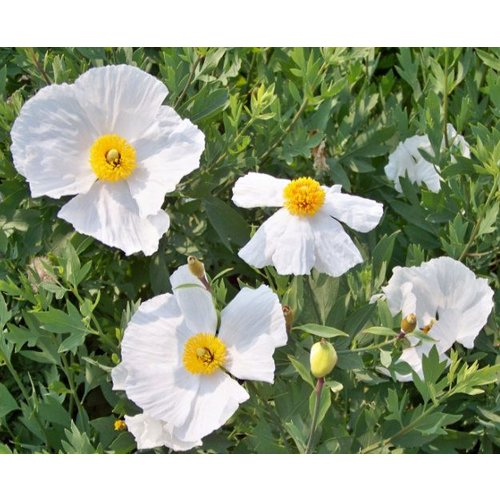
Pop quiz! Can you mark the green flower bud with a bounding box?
[310,339,337,378]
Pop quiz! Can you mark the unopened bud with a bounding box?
[422,319,436,334]
[187,256,205,279]
[400,313,417,333]
[282,305,294,334]
[310,339,337,378]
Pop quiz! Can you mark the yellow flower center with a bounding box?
[90,134,136,181]
[283,177,325,216]
[182,333,226,375]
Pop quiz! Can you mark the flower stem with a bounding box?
[443,48,450,148]
[305,377,324,454]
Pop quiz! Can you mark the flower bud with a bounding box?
[400,313,417,333]
[422,318,436,334]
[187,256,205,279]
[310,339,337,378]
[282,305,294,334]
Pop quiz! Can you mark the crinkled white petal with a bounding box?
[219,285,287,383]
[58,181,170,256]
[422,257,494,348]
[125,414,202,451]
[10,83,97,198]
[238,208,290,268]
[111,363,128,391]
[73,65,168,141]
[169,264,217,334]
[384,135,441,193]
[271,213,316,275]
[232,172,289,208]
[310,212,363,277]
[445,123,470,158]
[172,371,249,443]
[322,188,383,232]
[128,106,205,218]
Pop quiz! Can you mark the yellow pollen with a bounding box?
[90,134,136,182]
[283,177,325,216]
[183,333,226,375]
[114,419,127,431]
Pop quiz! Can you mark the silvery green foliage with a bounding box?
[0,48,498,454]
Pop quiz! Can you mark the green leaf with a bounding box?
[363,326,398,337]
[0,383,18,418]
[309,386,331,426]
[288,355,314,388]
[203,197,250,250]
[295,323,349,338]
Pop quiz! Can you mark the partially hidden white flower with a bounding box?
[232,173,383,277]
[381,256,493,382]
[112,264,287,451]
[384,123,470,194]
[11,65,204,256]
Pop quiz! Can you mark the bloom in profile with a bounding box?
[11,65,204,255]
[381,256,493,381]
[384,124,470,193]
[232,173,383,277]
[112,264,287,451]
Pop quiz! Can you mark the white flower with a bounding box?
[381,256,493,382]
[384,124,470,193]
[232,173,383,277]
[112,264,287,451]
[11,65,204,256]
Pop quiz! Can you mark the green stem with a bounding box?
[305,377,324,454]
[60,353,89,433]
[27,47,52,85]
[174,53,203,108]
[337,338,396,354]
[443,48,450,148]
[459,175,499,262]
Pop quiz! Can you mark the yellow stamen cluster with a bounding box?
[90,134,136,181]
[183,333,226,375]
[114,419,127,431]
[283,177,325,217]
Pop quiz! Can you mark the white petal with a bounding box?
[425,257,494,348]
[310,213,363,277]
[173,371,249,443]
[445,123,470,158]
[219,285,287,383]
[384,135,440,193]
[111,363,128,391]
[232,172,289,208]
[170,264,217,334]
[322,188,383,232]
[125,414,202,451]
[58,181,170,256]
[238,208,290,268]
[73,65,168,141]
[10,83,97,198]
[125,365,199,427]
[128,106,205,218]
[271,214,316,275]
[121,293,190,368]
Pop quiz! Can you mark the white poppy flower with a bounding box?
[381,256,493,382]
[112,264,287,451]
[11,65,204,256]
[384,124,470,193]
[232,173,383,277]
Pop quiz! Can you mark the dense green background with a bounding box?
[0,48,498,453]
